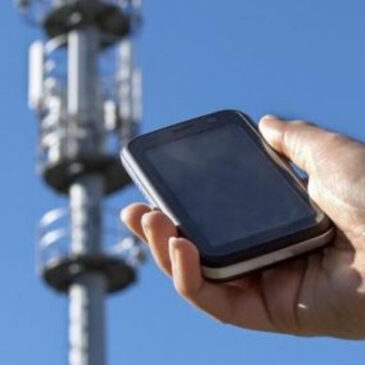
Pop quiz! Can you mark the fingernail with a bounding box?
[141,213,151,232]
[168,237,179,266]
[120,208,128,223]
[260,114,278,122]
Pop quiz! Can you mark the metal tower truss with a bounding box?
[16,1,145,364]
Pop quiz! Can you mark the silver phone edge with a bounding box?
[121,146,182,227]
[202,227,335,281]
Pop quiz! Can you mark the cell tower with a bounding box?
[15,1,144,364]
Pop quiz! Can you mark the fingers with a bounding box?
[123,207,280,332]
[141,210,178,276]
[168,238,277,332]
[258,115,339,175]
[121,203,152,242]
[168,237,237,323]
[122,204,178,275]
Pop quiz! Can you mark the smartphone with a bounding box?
[121,110,335,281]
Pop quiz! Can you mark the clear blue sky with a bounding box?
[1,1,365,364]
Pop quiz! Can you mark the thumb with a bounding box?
[258,115,333,175]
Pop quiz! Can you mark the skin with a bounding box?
[121,115,365,339]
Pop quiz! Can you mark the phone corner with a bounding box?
[121,136,139,160]
[315,210,334,232]
[214,108,245,117]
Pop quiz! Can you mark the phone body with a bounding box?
[121,110,335,281]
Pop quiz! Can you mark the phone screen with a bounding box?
[145,123,316,249]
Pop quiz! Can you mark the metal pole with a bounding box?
[69,272,106,365]
[69,176,106,365]
[68,25,106,365]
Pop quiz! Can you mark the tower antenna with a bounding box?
[16,1,144,364]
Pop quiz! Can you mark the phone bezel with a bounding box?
[122,110,333,268]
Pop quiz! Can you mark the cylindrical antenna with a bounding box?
[29,41,45,112]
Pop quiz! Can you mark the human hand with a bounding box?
[121,116,365,339]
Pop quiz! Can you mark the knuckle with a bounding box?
[281,127,295,155]
[317,132,352,156]
[282,121,315,159]
[284,120,311,143]
[326,131,349,145]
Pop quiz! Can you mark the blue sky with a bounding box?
[1,0,365,364]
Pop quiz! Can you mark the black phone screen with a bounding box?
[144,122,316,250]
